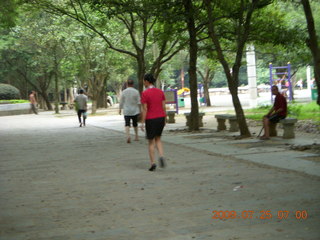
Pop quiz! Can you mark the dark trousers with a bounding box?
[30,104,38,114]
[77,109,86,124]
[124,114,139,127]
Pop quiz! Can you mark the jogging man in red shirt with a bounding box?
[260,85,287,140]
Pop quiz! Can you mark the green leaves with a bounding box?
[0,0,19,28]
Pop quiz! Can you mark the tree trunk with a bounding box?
[181,68,185,89]
[97,90,107,108]
[203,74,211,106]
[204,0,252,137]
[154,72,162,89]
[63,88,68,102]
[69,87,74,104]
[137,52,146,93]
[91,99,97,114]
[54,74,59,113]
[42,92,53,111]
[198,68,213,106]
[229,83,250,137]
[228,72,251,137]
[54,47,60,114]
[38,87,53,111]
[184,0,199,131]
[301,0,320,105]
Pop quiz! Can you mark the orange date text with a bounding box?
[211,210,308,220]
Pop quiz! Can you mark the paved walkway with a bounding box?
[0,109,319,240]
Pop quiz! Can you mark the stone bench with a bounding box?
[60,102,68,110]
[184,112,205,127]
[270,118,298,139]
[215,114,239,132]
[166,110,176,123]
[68,103,75,110]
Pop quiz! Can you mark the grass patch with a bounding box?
[0,99,29,104]
[245,101,320,122]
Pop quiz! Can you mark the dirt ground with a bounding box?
[0,112,319,240]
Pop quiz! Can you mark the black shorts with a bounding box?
[268,114,285,123]
[145,117,165,140]
[124,114,139,127]
[78,109,87,118]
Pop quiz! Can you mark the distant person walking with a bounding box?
[74,89,88,127]
[277,73,288,98]
[260,85,287,140]
[140,73,166,171]
[296,79,303,90]
[119,79,141,143]
[29,90,38,114]
[310,78,315,89]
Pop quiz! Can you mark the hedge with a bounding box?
[0,84,21,100]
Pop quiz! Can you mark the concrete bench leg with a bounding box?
[217,119,227,131]
[228,119,239,132]
[199,116,203,127]
[282,123,295,139]
[185,115,190,127]
[167,113,175,123]
[269,123,277,137]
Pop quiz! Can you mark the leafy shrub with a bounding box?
[287,103,302,117]
[0,84,20,100]
[256,104,271,110]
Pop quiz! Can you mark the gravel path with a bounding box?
[0,113,319,240]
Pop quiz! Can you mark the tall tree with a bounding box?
[24,0,186,93]
[0,11,66,111]
[71,33,110,114]
[197,67,214,107]
[204,0,275,137]
[183,0,200,130]
[300,0,320,105]
[197,55,219,107]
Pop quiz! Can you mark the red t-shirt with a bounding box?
[141,87,166,120]
[274,93,287,117]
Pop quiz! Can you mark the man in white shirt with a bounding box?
[119,79,141,143]
[74,89,88,127]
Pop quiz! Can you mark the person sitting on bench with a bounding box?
[260,85,287,140]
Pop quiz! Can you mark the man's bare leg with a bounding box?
[260,117,270,140]
[134,127,139,141]
[125,126,131,143]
